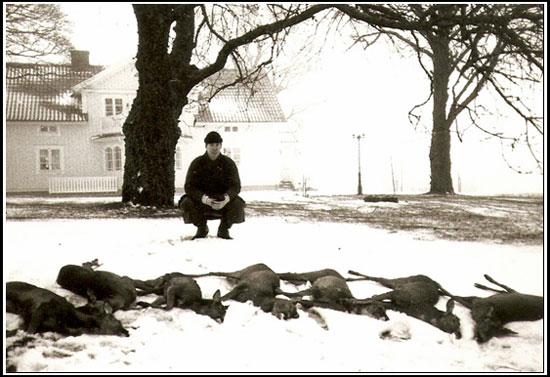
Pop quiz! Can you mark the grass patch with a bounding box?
[5,194,543,245]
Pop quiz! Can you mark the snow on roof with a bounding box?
[5,63,104,122]
[6,63,286,124]
[195,70,287,123]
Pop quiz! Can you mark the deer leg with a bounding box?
[81,258,101,269]
[151,296,167,308]
[165,285,193,310]
[483,274,516,293]
[277,273,310,285]
[131,278,159,293]
[277,288,313,299]
[435,285,456,299]
[474,283,507,294]
[105,297,126,312]
[347,270,372,280]
[176,272,214,278]
[347,271,397,289]
[296,299,348,312]
[351,291,394,305]
[26,308,47,334]
[220,283,247,302]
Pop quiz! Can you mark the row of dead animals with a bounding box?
[7,261,543,343]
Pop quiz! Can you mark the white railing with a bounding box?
[49,177,118,194]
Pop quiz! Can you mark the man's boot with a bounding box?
[217,221,232,239]
[192,224,209,240]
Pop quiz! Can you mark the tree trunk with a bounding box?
[428,35,454,195]
[122,6,182,207]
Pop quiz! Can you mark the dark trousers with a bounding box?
[179,195,246,228]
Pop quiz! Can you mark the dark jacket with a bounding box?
[184,153,241,203]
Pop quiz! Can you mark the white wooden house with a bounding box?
[5,50,301,194]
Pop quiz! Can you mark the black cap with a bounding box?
[204,131,223,144]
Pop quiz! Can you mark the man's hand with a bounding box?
[201,194,214,207]
[211,194,230,210]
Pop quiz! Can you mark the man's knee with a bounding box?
[227,196,246,211]
[179,195,245,225]
[179,196,202,224]
[178,196,194,211]
[224,196,246,224]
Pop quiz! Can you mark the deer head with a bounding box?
[352,302,390,321]
[418,300,462,339]
[75,303,129,337]
[260,298,299,320]
[191,290,228,324]
[473,306,517,343]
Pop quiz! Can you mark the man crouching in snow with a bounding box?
[179,131,246,240]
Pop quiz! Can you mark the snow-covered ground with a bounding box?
[4,194,545,373]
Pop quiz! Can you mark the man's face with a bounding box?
[206,143,222,159]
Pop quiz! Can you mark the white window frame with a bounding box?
[36,147,64,173]
[114,146,122,171]
[38,125,60,136]
[104,97,124,117]
[224,126,239,132]
[105,146,123,172]
[105,147,114,171]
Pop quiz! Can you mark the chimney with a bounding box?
[70,50,90,70]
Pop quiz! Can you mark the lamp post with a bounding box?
[352,133,365,195]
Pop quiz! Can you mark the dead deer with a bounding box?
[180,263,299,320]
[277,269,345,285]
[449,274,543,343]
[347,270,462,338]
[277,270,389,321]
[56,262,137,312]
[6,281,129,337]
[132,272,190,296]
[135,275,227,323]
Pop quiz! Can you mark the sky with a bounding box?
[58,3,544,195]
[4,193,545,372]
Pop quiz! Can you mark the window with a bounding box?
[38,148,61,171]
[175,146,182,170]
[223,147,241,166]
[39,125,59,135]
[105,148,113,171]
[224,126,239,132]
[105,147,123,171]
[105,98,124,117]
[114,146,122,171]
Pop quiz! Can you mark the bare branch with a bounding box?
[5,4,73,63]
[193,4,333,86]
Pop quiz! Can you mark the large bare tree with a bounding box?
[337,4,543,194]
[5,3,73,63]
[122,4,334,207]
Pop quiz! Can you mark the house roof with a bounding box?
[5,62,286,124]
[195,70,287,123]
[5,63,104,122]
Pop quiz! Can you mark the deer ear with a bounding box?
[446,299,455,313]
[498,327,517,337]
[213,290,221,301]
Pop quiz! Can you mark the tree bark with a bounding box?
[122,6,181,207]
[428,34,454,194]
